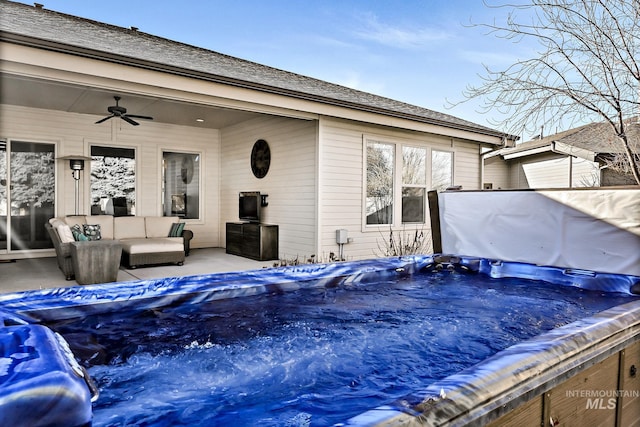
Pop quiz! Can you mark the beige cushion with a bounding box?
[86,215,114,240]
[55,222,75,243]
[49,218,65,228]
[114,216,146,239]
[63,215,87,226]
[119,237,184,254]
[49,217,63,226]
[145,216,177,238]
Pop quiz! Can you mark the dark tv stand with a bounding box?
[225,222,279,261]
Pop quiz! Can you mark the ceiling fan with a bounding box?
[95,96,153,126]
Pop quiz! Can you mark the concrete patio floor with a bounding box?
[0,248,274,294]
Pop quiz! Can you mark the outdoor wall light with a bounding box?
[58,155,92,215]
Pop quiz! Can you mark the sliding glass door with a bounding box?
[0,141,6,251]
[0,140,56,252]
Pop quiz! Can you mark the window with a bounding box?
[90,146,136,216]
[366,141,394,225]
[365,139,454,227]
[162,152,200,219]
[402,146,427,223]
[431,150,453,191]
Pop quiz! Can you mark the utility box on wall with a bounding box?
[336,229,348,244]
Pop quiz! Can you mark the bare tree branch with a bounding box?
[456,0,640,184]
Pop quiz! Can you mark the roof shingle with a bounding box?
[0,0,507,138]
[495,119,639,157]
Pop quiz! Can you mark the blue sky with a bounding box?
[24,0,532,137]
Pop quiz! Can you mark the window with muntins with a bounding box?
[365,139,453,227]
[402,146,427,223]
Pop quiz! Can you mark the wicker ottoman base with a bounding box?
[122,251,185,269]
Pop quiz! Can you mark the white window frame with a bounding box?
[364,139,395,227]
[431,149,454,192]
[89,143,138,217]
[401,145,428,224]
[161,150,202,221]
[363,136,454,232]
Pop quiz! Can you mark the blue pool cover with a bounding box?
[0,322,97,427]
[0,254,638,427]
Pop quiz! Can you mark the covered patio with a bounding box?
[1,1,513,266]
[0,247,270,293]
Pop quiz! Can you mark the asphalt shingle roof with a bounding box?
[0,0,507,139]
[497,119,639,157]
[559,120,639,154]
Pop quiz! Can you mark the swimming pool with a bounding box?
[1,255,639,426]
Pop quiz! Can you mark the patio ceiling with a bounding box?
[1,73,266,129]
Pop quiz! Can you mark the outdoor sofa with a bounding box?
[46,215,193,280]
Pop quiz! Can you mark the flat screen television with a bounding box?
[239,191,261,222]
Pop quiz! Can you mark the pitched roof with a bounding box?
[0,0,509,139]
[559,119,639,154]
[490,119,639,159]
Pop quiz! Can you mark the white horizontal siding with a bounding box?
[220,115,317,259]
[452,142,482,190]
[1,104,220,248]
[522,156,570,188]
[2,104,497,261]
[508,154,600,189]
[317,117,485,261]
[571,157,600,187]
[483,156,510,189]
[510,160,529,188]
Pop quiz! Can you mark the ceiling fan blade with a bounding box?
[95,115,115,124]
[121,116,140,126]
[126,114,154,121]
[96,97,152,126]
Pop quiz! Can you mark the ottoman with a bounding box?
[70,240,122,285]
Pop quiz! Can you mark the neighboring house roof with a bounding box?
[560,119,639,154]
[0,0,510,141]
[486,118,640,161]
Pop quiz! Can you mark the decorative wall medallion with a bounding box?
[251,139,271,179]
[181,155,194,184]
